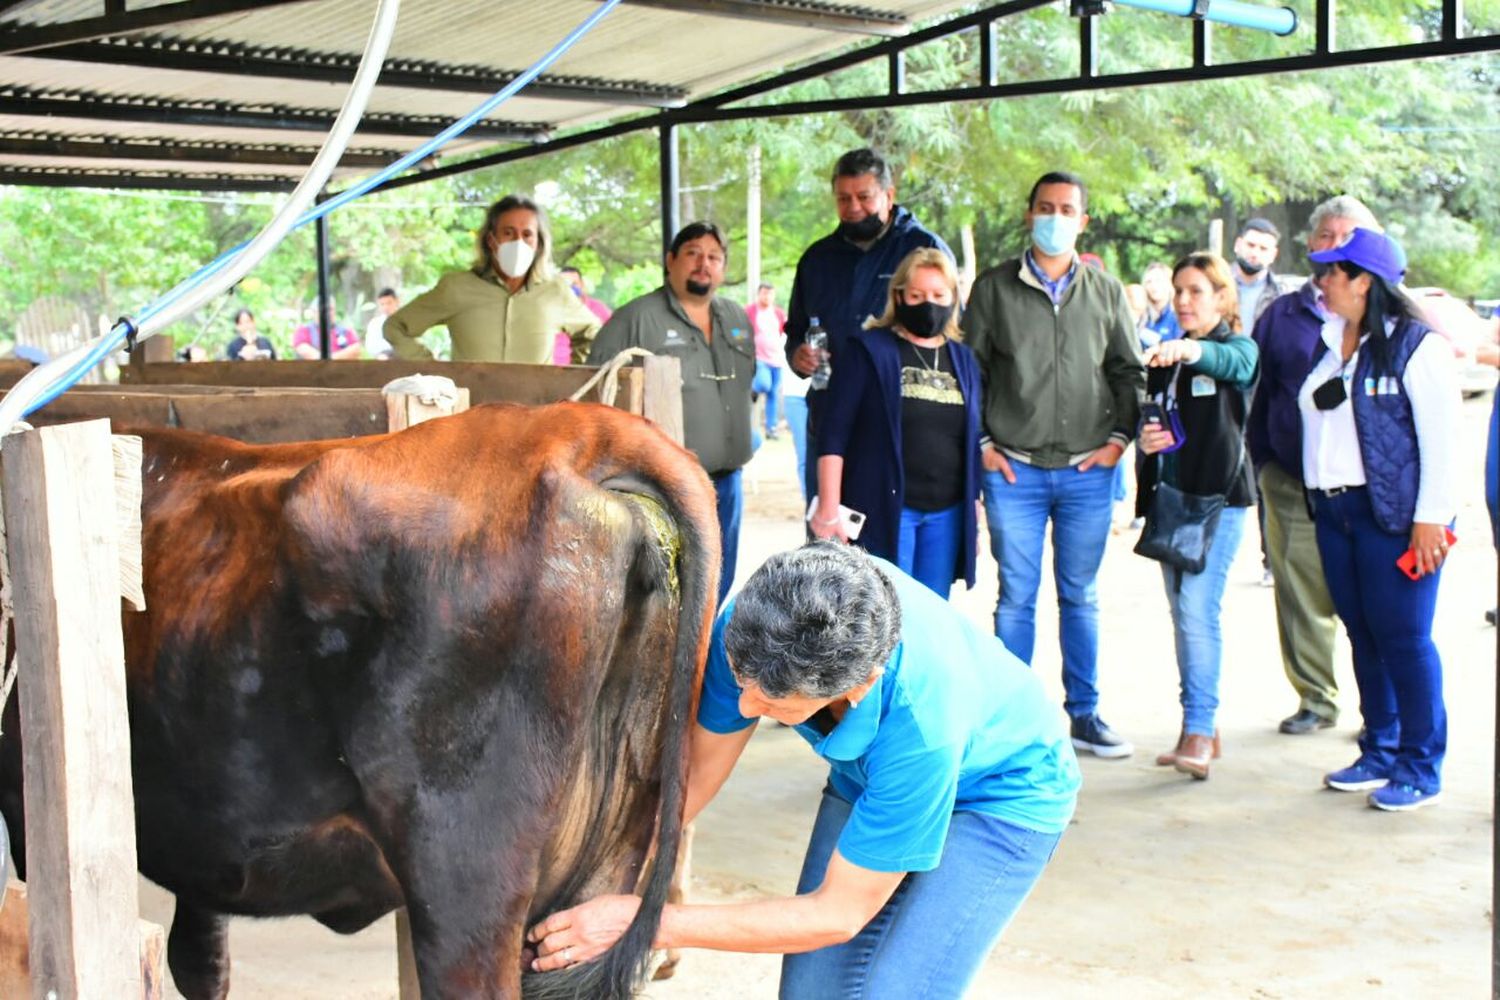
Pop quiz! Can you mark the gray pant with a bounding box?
[1259,462,1341,720]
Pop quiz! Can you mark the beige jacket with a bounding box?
[384,268,601,363]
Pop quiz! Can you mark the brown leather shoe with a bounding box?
[1174,731,1220,780]
[1156,731,1187,767]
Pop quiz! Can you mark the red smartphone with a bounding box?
[1396,527,1457,580]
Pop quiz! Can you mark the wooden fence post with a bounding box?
[641,355,684,446]
[383,384,468,1000]
[1,419,143,999]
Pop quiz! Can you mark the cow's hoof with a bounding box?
[651,950,681,981]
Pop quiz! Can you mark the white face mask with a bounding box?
[494,239,536,279]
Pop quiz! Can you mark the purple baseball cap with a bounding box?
[1307,226,1407,284]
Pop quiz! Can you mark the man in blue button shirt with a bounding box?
[529,543,1078,997]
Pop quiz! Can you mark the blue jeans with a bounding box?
[1313,487,1446,792]
[713,469,742,606]
[1162,505,1248,736]
[981,461,1115,718]
[779,786,1061,1000]
[896,505,962,598]
[784,395,810,505]
[754,362,784,434]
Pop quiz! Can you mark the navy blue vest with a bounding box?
[1318,317,1433,534]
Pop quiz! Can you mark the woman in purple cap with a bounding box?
[1299,227,1462,811]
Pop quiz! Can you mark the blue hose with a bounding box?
[21,0,625,418]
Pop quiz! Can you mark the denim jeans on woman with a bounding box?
[1313,486,1446,792]
[896,504,962,599]
[778,786,1060,1000]
[981,461,1115,719]
[1161,505,1247,736]
[754,361,784,435]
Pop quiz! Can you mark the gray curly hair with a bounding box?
[724,542,902,699]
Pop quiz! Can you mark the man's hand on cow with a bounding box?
[528,894,644,972]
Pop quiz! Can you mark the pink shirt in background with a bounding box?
[554,294,613,365]
[746,303,787,366]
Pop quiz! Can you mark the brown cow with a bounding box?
[0,402,719,999]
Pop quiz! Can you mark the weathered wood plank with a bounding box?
[0,882,164,999]
[642,355,685,446]
[1,420,142,999]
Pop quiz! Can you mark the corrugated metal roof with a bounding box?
[0,0,970,190]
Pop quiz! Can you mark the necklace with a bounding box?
[905,336,942,372]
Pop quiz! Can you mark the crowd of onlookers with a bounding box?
[195,150,1499,814]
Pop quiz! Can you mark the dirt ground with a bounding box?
[138,396,1498,998]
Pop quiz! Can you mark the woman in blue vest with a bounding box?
[809,249,982,597]
[528,543,1079,997]
[1135,253,1259,780]
[1300,228,1461,812]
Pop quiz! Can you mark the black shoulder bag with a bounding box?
[1133,366,1245,576]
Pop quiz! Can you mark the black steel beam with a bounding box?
[659,122,678,254]
[36,36,689,108]
[1079,11,1098,80]
[372,26,1500,195]
[315,207,332,359]
[1443,0,1463,43]
[614,0,907,37]
[0,0,313,55]
[0,89,549,143]
[0,165,295,192]
[0,133,393,168]
[1316,0,1335,55]
[1193,16,1211,68]
[695,0,1052,109]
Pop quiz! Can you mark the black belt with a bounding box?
[1314,485,1366,499]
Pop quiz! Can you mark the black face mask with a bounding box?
[1236,255,1266,276]
[837,213,885,242]
[894,299,954,338]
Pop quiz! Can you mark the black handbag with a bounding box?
[1133,367,1245,575]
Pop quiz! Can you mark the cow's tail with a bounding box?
[522,442,717,1000]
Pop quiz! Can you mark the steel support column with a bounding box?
[314,202,332,360]
[659,122,679,255]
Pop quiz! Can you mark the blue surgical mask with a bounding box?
[1031,213,1081,257]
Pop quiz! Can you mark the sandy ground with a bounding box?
[136,396,1498,998]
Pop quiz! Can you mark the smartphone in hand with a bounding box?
[1395,526,1457,580]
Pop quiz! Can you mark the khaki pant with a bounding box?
[1259,461,1340,720]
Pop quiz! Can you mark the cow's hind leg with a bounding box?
[167,901,230,1000]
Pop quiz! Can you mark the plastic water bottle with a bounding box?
[807,316,832,391]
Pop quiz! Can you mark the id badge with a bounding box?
[1190,374,1217,398]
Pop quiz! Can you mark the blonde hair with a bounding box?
[1172,251,1242,334]
[865,248,963,340]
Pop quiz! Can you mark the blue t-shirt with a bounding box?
[697,559,1080,874]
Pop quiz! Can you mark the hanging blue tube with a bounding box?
[1113,0,1298,36]
[17,0,625,421]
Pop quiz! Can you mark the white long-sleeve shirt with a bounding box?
[1298,314,1462,525]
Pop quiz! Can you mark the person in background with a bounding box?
[1301,228,1460,812]
[364,288,399,359]
[1479,319,1500,626]
[1247,195,1382,735]
[1231,218,1293,336]
[224,308,276,360]
[784,148,952,498]
[812,249,982,598]
[964,170,1144,759]
[1135,253,1259,780]
[1140,262,1183,349]
[556,266,613,366]
[384,195,601,364]
[747,283,788,439]
[783,365,812,504]
[589,222,755,605]
[528,543,1078,999]
[292,301,361,359]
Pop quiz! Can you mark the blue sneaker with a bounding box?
[1368,783,1443,812]
[1324,759,1389,792]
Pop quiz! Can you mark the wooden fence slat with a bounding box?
[1,419,142,999]
[641,355,685,446]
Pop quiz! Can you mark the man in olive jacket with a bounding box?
[964,171,1144,758]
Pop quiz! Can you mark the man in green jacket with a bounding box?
[964,171,1144,758]
[589,222,756,604]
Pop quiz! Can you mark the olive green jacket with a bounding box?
[963,257,1144,468]
[384,268,600,364]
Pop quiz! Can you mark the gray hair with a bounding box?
[724,542,901,699]
[1307,196,1381,238]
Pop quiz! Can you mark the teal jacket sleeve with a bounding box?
[1191,335,1259,390]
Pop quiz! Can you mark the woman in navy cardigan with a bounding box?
[811,249,982,596]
